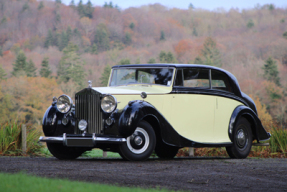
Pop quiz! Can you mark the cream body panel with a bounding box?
[214,96,243,143]
[169,94,215,143]
[114,94,165,113]
[93,86,172,111]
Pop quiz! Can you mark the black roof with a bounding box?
[112,63,242,96]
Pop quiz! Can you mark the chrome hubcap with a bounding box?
[127,128,149,154]
[236,128,248,149]
[134,136,143,145]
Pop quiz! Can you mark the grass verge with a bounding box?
[0,172,174,192]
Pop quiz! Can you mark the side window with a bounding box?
[183,68,210,88]
[211,70,233,93]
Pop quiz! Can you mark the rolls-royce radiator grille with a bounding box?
[75,92,103,134]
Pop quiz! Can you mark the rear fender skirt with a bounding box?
[229,105,270,142]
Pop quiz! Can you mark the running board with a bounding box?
[252,143,269,146]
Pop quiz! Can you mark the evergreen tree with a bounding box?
[147,58,156,64]
[160,30,165,41]
[189,3,194,9]
[1,16,7,24]
[94,23,110,52]
[159,51,177,63]
[91,44,98,55]
[55,0,62,4]
[77,0,85,18]
[192,27,198,36]
[38,1,44,10]
[263,57,281,86]
[12,50,27,77]
[59,31,69,51]
[118,59,130,65]
[66,27,72,40]
[194,56,203,64]
[100,65,111,86]
[69,0,75,7]
[247,19,254,28]
[85,0,94,19]
[124,32,132,45]
[129,22,135,30]
[0,64,7,80]
[283,32,287,40]
[44,29,54,48]
[39,57,52,78]
[26,60,37,77]
[201,37,221,67]
[57,43,85,88]
[55,13,61,23]
[22,2,29,12]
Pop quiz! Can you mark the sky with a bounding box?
[61,0,287,11]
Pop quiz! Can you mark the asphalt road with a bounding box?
[0,157,286,191]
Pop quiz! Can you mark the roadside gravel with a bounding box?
[0,157,286,191]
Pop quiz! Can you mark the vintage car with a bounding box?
[39,64,270,161]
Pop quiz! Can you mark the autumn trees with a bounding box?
[0,0,286,128]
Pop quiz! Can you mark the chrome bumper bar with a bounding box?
[39,133,126,147]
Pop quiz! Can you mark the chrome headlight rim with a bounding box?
[56,95,73,114]
[101,94,117,113]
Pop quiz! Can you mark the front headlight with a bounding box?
[101,95,117,113]
[57,95,73,113]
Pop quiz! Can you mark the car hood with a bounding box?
[92,85,172,95]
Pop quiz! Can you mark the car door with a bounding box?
[211,69,243,143]
[170,68,216,143]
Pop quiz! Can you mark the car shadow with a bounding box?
[69,156,231,162]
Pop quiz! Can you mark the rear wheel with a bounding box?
[47,143,85,160]
[226,117,252,159]
[119,121,156,161]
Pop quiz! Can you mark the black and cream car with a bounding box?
[40,64,270,161]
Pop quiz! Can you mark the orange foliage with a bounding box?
[0,77,63,128]
[250,95,273,132]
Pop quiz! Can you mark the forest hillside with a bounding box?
[0,0,286,130]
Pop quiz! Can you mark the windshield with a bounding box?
[109,68,174,87]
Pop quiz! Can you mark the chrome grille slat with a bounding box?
[75,91,103,134]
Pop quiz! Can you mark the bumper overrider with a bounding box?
[39,133,126,147]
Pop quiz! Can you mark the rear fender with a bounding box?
[229,105,270,142]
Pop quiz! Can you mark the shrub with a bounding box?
[0,122,43,156]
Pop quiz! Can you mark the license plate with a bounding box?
[66,138,94,147]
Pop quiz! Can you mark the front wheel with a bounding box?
[226,117,252,159]
[119,121,156,161]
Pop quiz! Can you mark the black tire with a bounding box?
[226,117,252,159]
[119,121,156,161]
[155,141,179,159]
[47,143,85,160]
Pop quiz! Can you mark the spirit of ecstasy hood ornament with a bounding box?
[88,80,92,88]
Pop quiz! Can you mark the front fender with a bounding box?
[118,100,149,137]
[42,103,75,136]
[117,100,184,147]
[229,105,270,142]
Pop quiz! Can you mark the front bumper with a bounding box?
[39,133,126,147]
